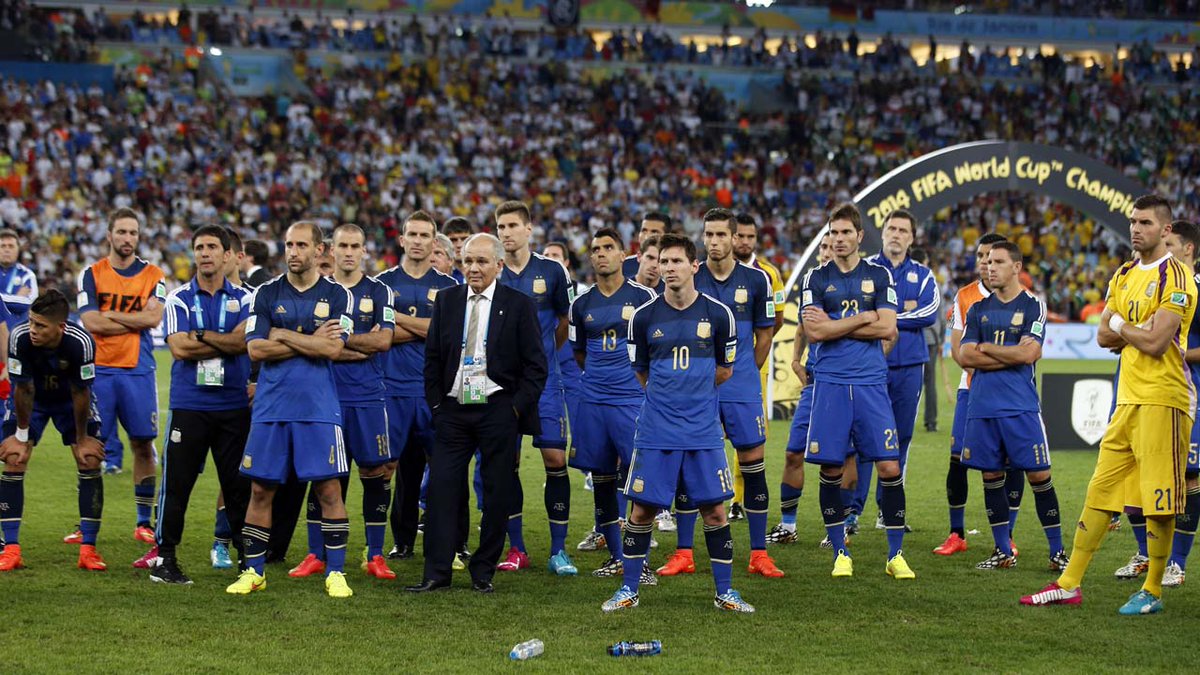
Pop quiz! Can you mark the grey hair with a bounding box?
[463,233,503,261]
[435,233,455,258]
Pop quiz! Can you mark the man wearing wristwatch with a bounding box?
[147,226,254,585]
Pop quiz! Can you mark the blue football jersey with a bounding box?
[621,256,640,279]
[500,253,571,379]
[695,261,775,403]
[801,258,897,385]
[333,275,396,406]
[0,262,36,329]
[164,278,253,411]
[376,265,459,398]
[628,293,735,451]
[569,279,656,404]
[8,320,96,408]
[960,290,1047,418]
[245,275,352,424]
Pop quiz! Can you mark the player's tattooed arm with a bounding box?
[957,342,1006,371]
[554,315,568,349]
[715,365,733,386]
[753,326,772,369]
[345,324,392,355]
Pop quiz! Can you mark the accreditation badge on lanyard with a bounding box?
[458,299,489,405]
[194,292,228,387]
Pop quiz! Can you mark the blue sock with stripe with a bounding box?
[621,520,653,592]
[1170,486,1200,569]
[78,470,103,546]
[819,472,846,559]
[880,476,906,559]
[1005,469,1024,539]
[305,487,324,558]
[704,523,734,595]
[1031,477,1063,555]
[213,505,231,546]
[983,476,1013,556]
[360,474,388,559]
[243,523,270,575]
[1130,512,1148,557]
[740,460,768,550]
[0,472,25,545]
[134,477,155,528]
[593,474,622,558]
[322,517,350,574]
[675,491,697,550]
[545,467,570,554]
[780,482,801,527]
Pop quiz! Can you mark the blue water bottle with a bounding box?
[608,640,662,656]
[510,639,544,660]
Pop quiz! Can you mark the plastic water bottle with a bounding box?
[509,639,544,661]
[608,640,662,657]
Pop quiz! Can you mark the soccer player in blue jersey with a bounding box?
[494,200,576,575]
[634,235,665,294]
[228,221,355,598]
[0,229,37,327]
[770,230,833,545]
[602,233,753,613]
[376,212,460,564]
[855,211,940,529]
[1162,221,1200,587]
[957,242,1067,571]
[621,213,669,279]
[442,217,474,284]
[542,241,584,462]
[0,290,106,572]
[802,202,914,580]
[568,228,656,578]
[287,224,399,582]
[663,208,781,579]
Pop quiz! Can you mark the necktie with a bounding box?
[465,294,482,359]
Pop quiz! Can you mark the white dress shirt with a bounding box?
[449,279,503,399]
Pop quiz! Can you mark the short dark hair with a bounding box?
[592,227,624,249]
[225,227,244,254]
[909,247,928,265]
[494,200,531,225]
[108,207,143,232]
[828,203,861,232]
[1133,194,1173,224]
[443,217,473,236]
[404,210,438,232]
[641,212,672,230]
[640,235,660,252]
[989,241,1023,265]
[1171,220,1200,258]
[978,233,1007,247]
[0,228,18,243]
[658,233,697,263]
[543,241,569,261]
[887,209,916,234]
[287,221,325,247]
[32,289,69,322]
[244,239,269,265]
[734,212,757,230]
[191,225,231,251]
[703,208,735,235]
[333,223,365,240]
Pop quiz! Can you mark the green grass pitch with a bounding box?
[2,354,1196,672]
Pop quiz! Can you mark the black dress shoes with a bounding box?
[405,578,451,593]
[471,579,494,594]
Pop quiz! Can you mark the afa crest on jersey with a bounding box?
[314,301,330,318]
[621,305,633,320]
[359,297,374,314]
[1011,311,1024,326]
[734,288,748,304]
[697,321,711,338]
[861,279,874,294]
[533,278,547,294]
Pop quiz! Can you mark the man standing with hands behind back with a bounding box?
[407,233,546,594]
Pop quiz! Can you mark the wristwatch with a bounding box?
[195,329,206,342]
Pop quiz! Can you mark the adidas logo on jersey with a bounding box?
[585,313,594,322]
[652,329,664,338]
[825,284,836,292]
[275,305,287,314]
